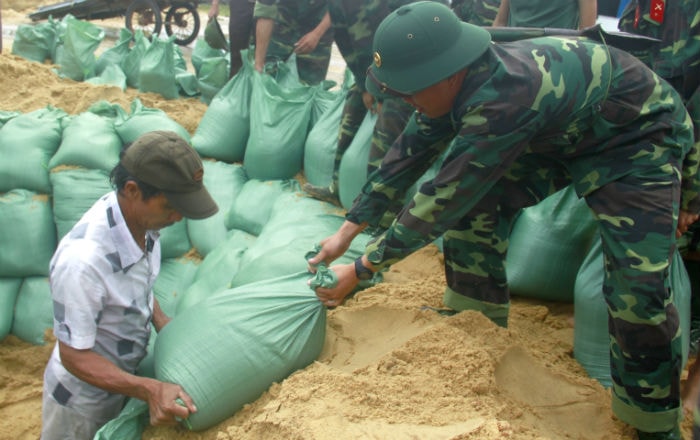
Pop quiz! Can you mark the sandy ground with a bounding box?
[0,1,696,439]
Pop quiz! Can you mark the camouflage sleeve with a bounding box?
[683,86,700,213]
[346,112,455,227]
[254,0,278,20]
[358,103,543,271]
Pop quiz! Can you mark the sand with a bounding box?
[0,2,695,439]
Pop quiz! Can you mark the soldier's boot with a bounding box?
[303,182,341,207]
[636,426,681,440]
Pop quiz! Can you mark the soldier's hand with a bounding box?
[677,210,699,238]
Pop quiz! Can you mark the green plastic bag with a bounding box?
[197,56,230,104]
[0,190,57,277]
[573,240,691,387]
[303,86,345,187]
[0,278,22,341]
[49,168,112,240]
[154,257,201,317]
[243,71,314,180]
[138,36,180,100]
[506,186,598,302]
[224,178,299,235]
[48,110,122,172]
[11,22,56,63]
[338,111,377,209]
[192,51,254,162]
[11,276,54,345]
[95,28,132,76]
[154,270,328,431]
[0,106,67,194]
[120,30,151,89]
[54,15,104,81]
[114,99,190,146]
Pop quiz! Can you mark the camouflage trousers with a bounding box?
[443,153,683,432]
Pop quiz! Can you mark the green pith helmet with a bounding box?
[204,19,228,51]
[366,1,491,97]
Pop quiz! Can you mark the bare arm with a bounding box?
[294,11,331,54]
[493,0,510,27]
[255,17,275,73]
[151,298,170,333]
[578,0,597,29]
[208,0,220,20]
[58,342,196,425]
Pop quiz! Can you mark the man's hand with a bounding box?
[147,381,197,426]
[677,209,699,238]
[312,263,358,308]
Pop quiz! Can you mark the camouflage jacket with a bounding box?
[346,37,697,269]
[451,0,501,26]
[618,0,700,100]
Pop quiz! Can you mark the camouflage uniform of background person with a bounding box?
[493,0,597,29]
[307,3,699,439]
[208,0,256,78]
[617,0,700,430]
[304,0,499,224]
[450,0,502,25]
[253,0,333,85]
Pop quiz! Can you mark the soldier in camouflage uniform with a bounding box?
[304,0,493,216]
[308,2,698,439]
[253,0,333,85]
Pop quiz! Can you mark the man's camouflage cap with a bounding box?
[366,1,491,97]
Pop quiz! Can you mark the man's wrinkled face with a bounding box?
[138,193,183,231]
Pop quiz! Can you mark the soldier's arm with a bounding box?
[578,0,597,29]
[492,0,509,27]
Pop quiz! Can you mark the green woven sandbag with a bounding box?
[93,397,149,440]
[175,229,256,315]
[506,185,598,302]
[85,64,128,91]
[49,167,112,240]
[192,51,254,162]
[48,111,122,172]
[187,161,248,256]
[338,111,377,209]
[121,30,151,89]
[159,220,192,260]
[0,190,56,277]
[95,28,132,75]
[54,15,104,81]
[190,38,226,75]
[573,240,691,388]
[224,178,299,235]
[243,72,314,180]
[153,256,201,317]
[0,278,22,341]
[303,87,345,188]
[154,270,328,431]
[11,276,54,345]
[114,99,190,146]
[139,37,180,100]
[197,56,230,105]
[11,22,56,63]
[0,106,67,194]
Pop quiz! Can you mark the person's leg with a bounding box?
[227,0,256,78]
[41,388,103,440]
[585,169,683,438]
[442,155,570,326]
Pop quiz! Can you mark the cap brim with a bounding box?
[366,22,491,96]
[164,187,219,220]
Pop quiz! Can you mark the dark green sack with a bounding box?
[573,240,691,387]
[11,22,56,63]
[54,15,104,81]
[243,72,314,180]
[154,271,328,431]
[49,168,112,240]
[0,106,66,194]
[138,36,180,100]
[338,112,377,209]
[192,51,254,162]
[0,190,56,277]
[11,276,54,345]
[48,110,122,172]
[506,186,598,302]
[0,278,22,341]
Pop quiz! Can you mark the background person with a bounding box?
[493,0,597,29]
[41,131,219,440]
[208,0,256,79]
